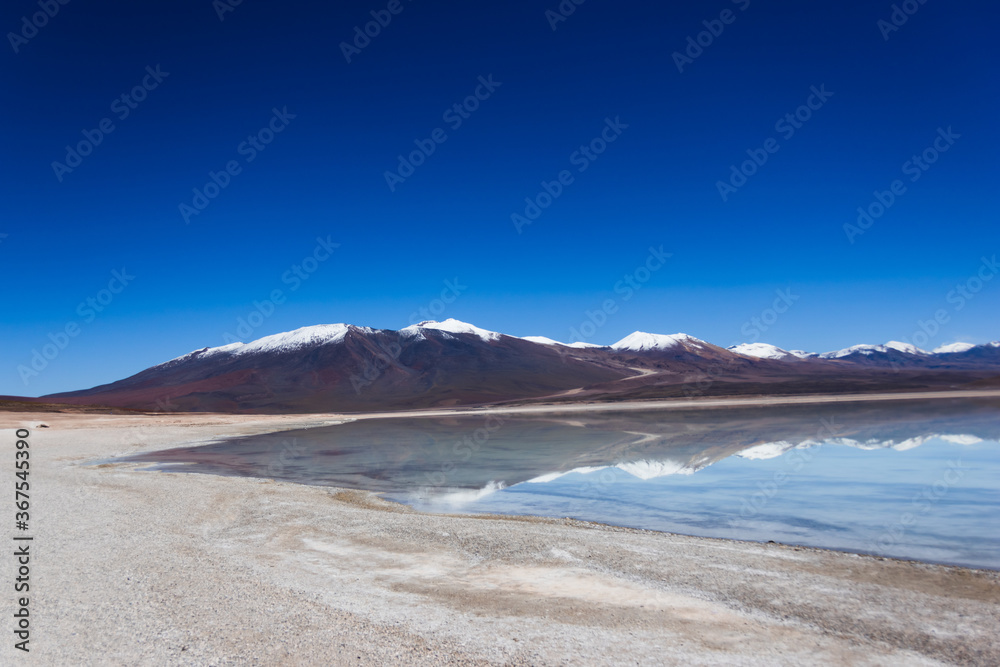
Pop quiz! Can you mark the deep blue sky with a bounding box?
[2,0,998,396]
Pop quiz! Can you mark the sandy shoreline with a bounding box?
[2,408,998,665]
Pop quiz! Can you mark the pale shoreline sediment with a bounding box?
[2,404,999,665]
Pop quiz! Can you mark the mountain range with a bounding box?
[28,319,1000,413]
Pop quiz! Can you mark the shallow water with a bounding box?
[121,398,1000,569]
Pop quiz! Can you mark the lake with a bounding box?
[119,398,1000,569]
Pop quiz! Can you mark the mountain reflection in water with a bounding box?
[120,398,1000,569]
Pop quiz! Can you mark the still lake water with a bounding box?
[122,398,1000,569]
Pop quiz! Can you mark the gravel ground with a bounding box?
[1,411,997,666]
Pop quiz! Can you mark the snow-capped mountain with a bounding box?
[735,339,999,361]
[48,319,636,412]
[819,341,929,359]
[402,318,501,342]
[39,319,1000,413]
[728,343,804,361]
[933,342,977,354]
[157,324,357,367]
[611,331,706,352]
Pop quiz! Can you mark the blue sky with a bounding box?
[1,0,998,396]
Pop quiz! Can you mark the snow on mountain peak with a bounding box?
[521,335,560,346]
[820,344,883,359]
[402,318,502,342]
[521,335,603,349]
[241,324,354,354]
[728,342,799,361]
[163,324,353,366]
[820,341,927,359]
[611,331,704,352]
[933,342,976,354]
[157,321,997,370]
[884,341,929,355]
